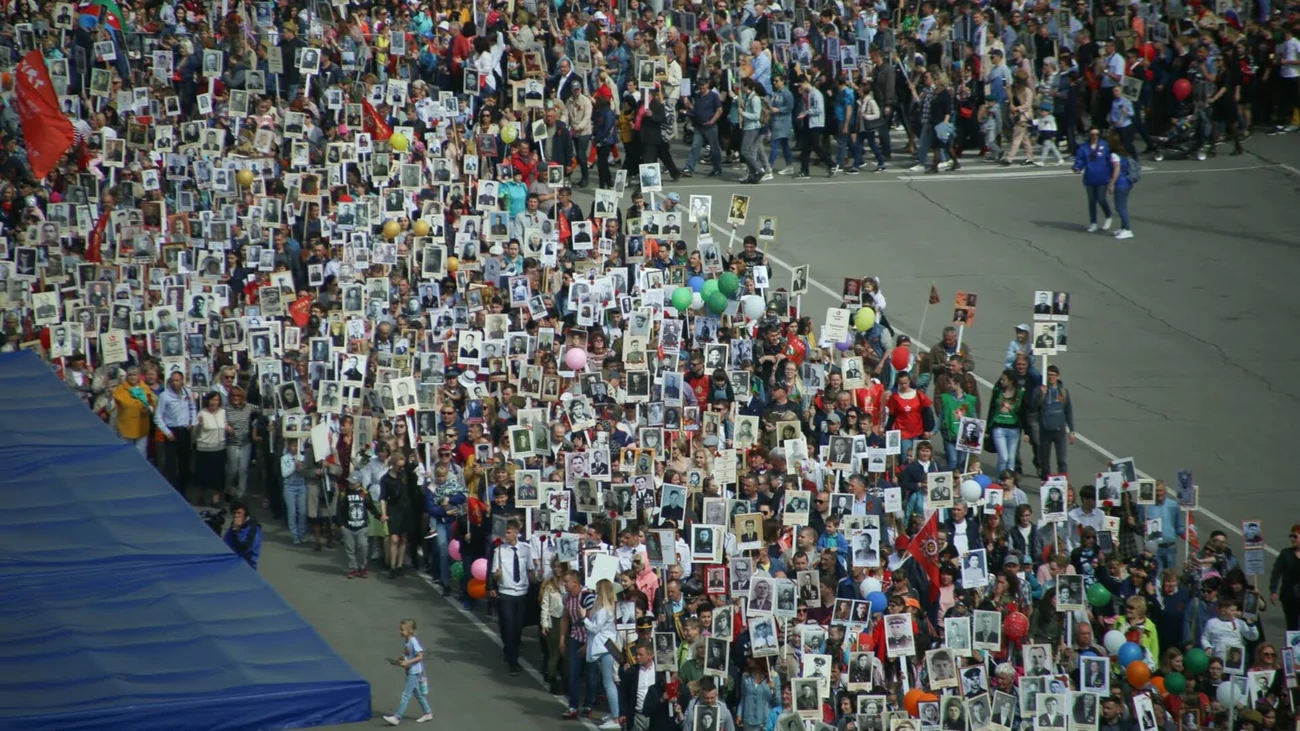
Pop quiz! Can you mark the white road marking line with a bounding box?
[702,217,1278,559]
[419,575,603,731]
[674,163,1277,187]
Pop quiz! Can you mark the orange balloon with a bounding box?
[905,689,925,717]
[1151,677,1167,694]
[1126,661,1152,688]
[467,578,488,600]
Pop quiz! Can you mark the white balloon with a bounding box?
[690,293,705,310]
[1102,630,1126,655]
[960,479,983,503]
[860,578,883,596]
[1216,681,1237,706]
[742,295,766,320]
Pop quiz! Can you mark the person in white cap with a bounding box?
[1004,323,1033,369]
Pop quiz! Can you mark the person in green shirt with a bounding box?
[986,369,1026,474]
[939,380,979,472]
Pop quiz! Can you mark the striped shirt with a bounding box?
[564,590,591,643]
[224,404,259,446]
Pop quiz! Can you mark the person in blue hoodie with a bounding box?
[1072,127,1115,233]
[224,503,262,570]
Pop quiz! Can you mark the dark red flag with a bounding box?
[14,51,76,180]
[361,98,392,141]
[906,511,942,604]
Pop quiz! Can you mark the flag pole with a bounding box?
[917,282,937,345]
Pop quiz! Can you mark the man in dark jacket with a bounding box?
[870,47,898,158]
[619,642,675,731]
[639,85,681,180]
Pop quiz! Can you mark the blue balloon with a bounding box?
[974,474,993,490]
[1118,642,1144,668]
[867,591,888,614]
[688,276,705,293]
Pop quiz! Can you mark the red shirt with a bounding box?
[854,381,885,426]
[886,390,931,439]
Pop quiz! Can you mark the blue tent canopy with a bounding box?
[0,351,370,730]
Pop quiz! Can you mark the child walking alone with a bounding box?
[1036,108,1066,165]
[383,619,433,726]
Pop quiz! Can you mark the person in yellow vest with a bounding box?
[112,366,158,455]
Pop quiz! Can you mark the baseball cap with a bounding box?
[666,192,680,203]
[1015,323,1030,332]
[1003,553,1021,567]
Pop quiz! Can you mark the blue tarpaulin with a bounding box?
[0,351,371,730]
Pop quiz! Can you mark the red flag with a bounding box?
[85,206,111,264]
[361,98,392,141]
[906,511,942,604]
[928,283,941,306]
[14,51,76,180]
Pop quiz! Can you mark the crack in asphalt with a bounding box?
[898,178,1300,406]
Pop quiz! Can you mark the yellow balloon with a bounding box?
[854,307,877,332]
[446,256,460,273]
[390,133,408,152]
[236,169,255,187]
[501,124,518,144]
[413,219,431,237]
[383,220,402,240]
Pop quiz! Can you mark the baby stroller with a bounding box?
[1151,102,1211,162]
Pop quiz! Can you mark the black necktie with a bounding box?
[512,547,521,583]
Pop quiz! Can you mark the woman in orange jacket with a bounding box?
[112,366,158,455]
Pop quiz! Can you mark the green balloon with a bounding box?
[718,272,740,296]
[706,292,728,315]
[1183,648,1209,675]
[671,286,694,313]
[1086,582,1113,607]
[450,561,464,583]
[701,279,720,299]
[1164,672,1187,694]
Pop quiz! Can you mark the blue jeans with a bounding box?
[433,520,457,585]
[1114,186,1131,230]
[1156,543,1178,572]
[769,136,793,166]
[855,129,886,166]
[283,482,307,541]
[686,123,722,173]
[900,438,919,463]
[566,639,598,711]
[393,672,431,718]
[992,427,1020,474]
[943,436,966,473]
[836,132,856,167]
[1085,184,1112,225]
[591,652,620,717]
[917,125,949,166]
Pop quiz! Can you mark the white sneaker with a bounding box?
[416,714,434,723]
[1086,223,1099,233]
[1286,125,1300,133]
[907,164,926,172]
[940,160,955,170]
[600,721,622,730]
[1115,229,1134,240]
[761,172,774,181]
[384,716,401,726]
[1102,217,1113,231]
[777,166,794,175]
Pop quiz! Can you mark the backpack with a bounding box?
[1124,156,1142,185]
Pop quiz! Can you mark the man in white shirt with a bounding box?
[1066,486,1107,551]
[1271,26,1300,134]
[490,519,535,676]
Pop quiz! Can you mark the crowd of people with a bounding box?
[3,0,1300,729]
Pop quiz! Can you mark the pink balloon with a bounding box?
[471,558,489,581]
[565,347,588,370]
[449,539,462,561]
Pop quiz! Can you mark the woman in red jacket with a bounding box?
[886,372,935,463]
